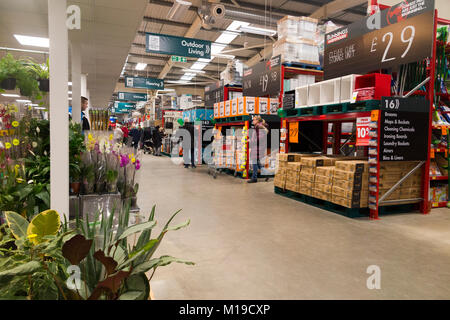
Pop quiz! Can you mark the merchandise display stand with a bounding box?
[277,3,449,219]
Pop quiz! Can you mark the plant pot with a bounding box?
[0,78,16,90]
[70,182,81,195]
[38,79,49,92]
[107,182,118,193]
[83,181,95,194]
[131,196,138,209]
[95,181,106,194]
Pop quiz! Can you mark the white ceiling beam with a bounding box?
[309,0,368,20]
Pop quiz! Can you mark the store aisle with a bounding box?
[137,155,450,299]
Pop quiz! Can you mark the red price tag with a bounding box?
[356,117,371,146]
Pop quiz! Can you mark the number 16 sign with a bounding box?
[356,117,371,146]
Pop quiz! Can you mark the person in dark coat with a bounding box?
[182,123,196,168]
[81,96,90,131]
[248,116,268,183]
[153,126,163,156]
[129,125,142,153]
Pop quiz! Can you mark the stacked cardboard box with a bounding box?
[285,162,302,192]
[372,161,422,203]
[274,168,287,189]
[313,166,334,201]
[299,156,335,196]
[332,160,369,208]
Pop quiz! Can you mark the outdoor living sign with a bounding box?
[146,33,211,59]
[125,76,164,90]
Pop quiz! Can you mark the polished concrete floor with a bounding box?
[137,155,450,299]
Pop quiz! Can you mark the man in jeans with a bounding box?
[248,116,268,183]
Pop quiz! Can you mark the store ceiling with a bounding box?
[118,0,368,100]
[0,0,368,109]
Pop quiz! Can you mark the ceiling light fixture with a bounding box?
[1,93,20,97]
[16,99,32,103]
[182,69,206,74]
[238,25,277,36]
[14,34,49,48]
[68,82,72,86]
[167,0,192,21]
[135,63,147,70]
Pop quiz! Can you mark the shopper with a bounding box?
[121,124,129,144]
[153,125,163,156]
[248,116,268,183]
[183,123,196,168]
[81,96,90,131]
[129,125,142,154]
[113,124,124,145]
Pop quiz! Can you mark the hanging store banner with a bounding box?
[324,0,435,79]
[204,80,224,107]
[125,76,164,90]
[243,55,281,98]
[146,33,211,59]
[356,117,371,146]
[113,102,136,114]
[380,97,429,161]
[117,92,148,101]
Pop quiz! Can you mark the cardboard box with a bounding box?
[300,179,314,189]
[332,186,366,200]
[333,169,367,181]
[219,101,225,118]
[285,182,299,192]
[314,182,332,193]
[332,194,363,208]
[315,175,333,185]
[335,160,369,173]
[237,96,256,115]
[333,178,368,191]
[313,189,331,201]
[269,98,279,115]
[301,156,335,167]
[231,98,238,116]
[301,172,315,182]
[301,166,316,175]
[379,161,417,172]
[224,100,231,117]
[257,97,269,114]
[299,187,313,196]
[315,166,335,177]
[287,162,302,171]
[286,173,301,184]
[274,179,286,189]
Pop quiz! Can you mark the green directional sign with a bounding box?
[171,56,187,62]
[113,102,136,113]
[125,76,164,90]
[146,33,211,59]
[117,92,148,101]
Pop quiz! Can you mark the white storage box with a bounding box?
[320,78,341,105]
[295,85,309,108]
[307,82,321,107]
[273,39,319,65]
[340,74,360,103]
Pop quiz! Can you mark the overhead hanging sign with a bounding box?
[117,92,148,101]
[243,55,281,98]
[125,76,164,90]
[324,0,435,79]
[380,97,429,161]
[146,33,211,59]
[204,80,224,107]
[113,102,136,114]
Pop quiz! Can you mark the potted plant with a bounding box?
[0,53,20,90]
[105,169,118,193]
[69,162,81,195]
[27,58,49,92]
[81,163,95,194]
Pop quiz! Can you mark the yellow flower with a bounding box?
[5,142,11,149]
[88,133,93,141]
[16,178,24,184]
[12,121,19,127]
[13,139,20,146]
[131,157,136,163]
[109,134,113,141]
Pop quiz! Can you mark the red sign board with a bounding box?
[356,117,371,146]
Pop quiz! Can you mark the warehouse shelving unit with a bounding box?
[278,4,449,219]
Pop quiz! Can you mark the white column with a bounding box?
[71,39,81,124]
[80,73,87,97]
[48,0,69,219]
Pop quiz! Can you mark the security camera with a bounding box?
[212,4,225,19]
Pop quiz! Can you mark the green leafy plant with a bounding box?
[69,205,193,300]
[0,210,73,300]
[26,57,49,80]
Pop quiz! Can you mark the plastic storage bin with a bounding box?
[354,73,391,101]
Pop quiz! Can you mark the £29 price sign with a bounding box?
[356,117,371,146]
